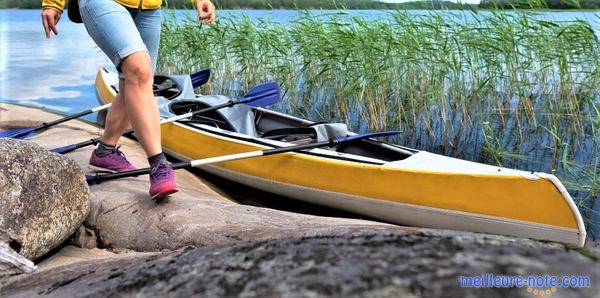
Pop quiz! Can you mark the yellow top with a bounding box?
[42,0,202,13]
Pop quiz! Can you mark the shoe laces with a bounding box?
[151,160,172,180]
[109,146,129,162]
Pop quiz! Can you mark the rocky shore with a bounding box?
[0,103,599,297]
[2,230,600,298]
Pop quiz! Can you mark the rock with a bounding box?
[0,229,598,297]
[0,138,90,260]
[71,226,98,250]
[1,104,394,253]
[33,245,145,273]
[0,230,36,278]
[86,184,396,252]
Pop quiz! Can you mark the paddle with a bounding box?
[51,82,281,154]
[0,103,112,139]
[85,131,401,185]
[191,69,211,88]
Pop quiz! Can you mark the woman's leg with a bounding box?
[119,51,162,157]
[80,0,162,157]
[80,0,177,199]
[128,7,177,199]
[100,80,129,145]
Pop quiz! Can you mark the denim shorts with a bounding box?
[79,0,162,79]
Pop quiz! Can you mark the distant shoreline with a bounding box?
[0,7,598,11]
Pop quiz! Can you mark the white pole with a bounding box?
[90,103,112,113]
[190,151,264,167]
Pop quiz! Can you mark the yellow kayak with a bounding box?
[95,68,587,247]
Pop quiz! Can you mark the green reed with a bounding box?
[158,9,600,231]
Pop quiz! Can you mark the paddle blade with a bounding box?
[240,82,281,107]
[51,144,77,154]
[335,131,403,144]
[0,127,35,139]
[191,69,211,88]
[86,174,98,185]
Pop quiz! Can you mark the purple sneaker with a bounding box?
[89,146,137,173]
[149,160,178,200]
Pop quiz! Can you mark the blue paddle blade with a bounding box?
[85,174,97,184]
[336,131,403,144]
[51,144,77,154]
[240,82,281,107]
[0,128,23,137]
[191,69,211,88]
[0,127,35,139]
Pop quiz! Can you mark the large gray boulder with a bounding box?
[0,138,90,260]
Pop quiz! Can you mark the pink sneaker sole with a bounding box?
[88,164,118,173]
[151,187,179,200]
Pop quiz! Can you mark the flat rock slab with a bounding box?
[34,245,151,273]
[1,229,598,298]
[0,103,394,253]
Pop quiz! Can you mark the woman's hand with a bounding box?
[195,0,216,25]
[41,8,61,39]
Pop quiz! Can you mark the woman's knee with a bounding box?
[120,52,153,86]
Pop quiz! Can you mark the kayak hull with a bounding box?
[95,69,587,247]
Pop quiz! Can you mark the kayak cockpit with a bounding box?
[168,99,415,163]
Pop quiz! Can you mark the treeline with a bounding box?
[479,0,600,9]
[170,0,390,9]
[165,0,468,9]
[0,0,39,8]
[0,0,464,9]
[0,0,471,10]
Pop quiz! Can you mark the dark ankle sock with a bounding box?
[95,141,116,157]
[148,152,167,167]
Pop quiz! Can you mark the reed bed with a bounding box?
[158,10,600,230]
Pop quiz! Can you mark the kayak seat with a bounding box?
[169,101,236,132]
[262,127,317,142]
[168,95,259,137]
[114,74,195,101]
[153,75,182,100]
[261,123,348,143]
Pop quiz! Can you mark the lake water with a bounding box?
[1,9,599,121]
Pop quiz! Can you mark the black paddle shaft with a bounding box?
[86,131,400,185]
[8,109,100,139]
[77,101,235,149]
[262,139,335,155]
[37,109,94,131]
[86,161,192,185]
[86,139,336,185]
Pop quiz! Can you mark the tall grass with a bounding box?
[158,10,600,232]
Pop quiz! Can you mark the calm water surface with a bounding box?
[0,9,598,121]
